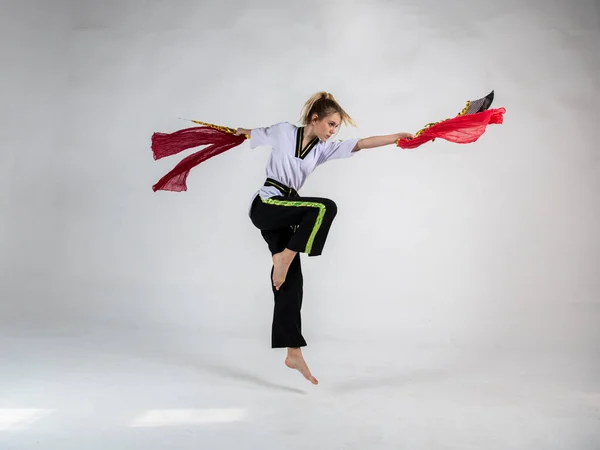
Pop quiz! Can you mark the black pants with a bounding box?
[249,191,338,348]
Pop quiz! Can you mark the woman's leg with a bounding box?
[259,196,338,257]
[260,227,318,384]
[250,195,328,384]
[261,227,305,348]
[251,195,339,290]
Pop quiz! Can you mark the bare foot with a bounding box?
[272,249,297,291]
[285,348,318,385]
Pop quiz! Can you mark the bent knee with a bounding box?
[322,198,337,217]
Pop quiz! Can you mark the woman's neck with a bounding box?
[303,124,317,142]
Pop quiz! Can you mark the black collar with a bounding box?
[295,127,319,159]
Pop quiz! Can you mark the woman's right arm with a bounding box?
[239,122,288,148]
[235,128,251,136]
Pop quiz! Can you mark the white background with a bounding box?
[1,1,599,449]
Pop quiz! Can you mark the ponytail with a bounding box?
[300,91,357,127]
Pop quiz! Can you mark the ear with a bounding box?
[311,113,319,124]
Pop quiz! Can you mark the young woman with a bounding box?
[236,92,413,385]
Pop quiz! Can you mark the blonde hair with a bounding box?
[299,92,357,127]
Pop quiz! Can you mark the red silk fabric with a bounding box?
[398,107,506,149]
[151,126,246,192]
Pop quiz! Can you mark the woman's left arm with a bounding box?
[352,132,414,152]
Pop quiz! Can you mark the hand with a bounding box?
[396,132,414,140]
[235,128,248,136]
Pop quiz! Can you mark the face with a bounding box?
[312,112,341,141]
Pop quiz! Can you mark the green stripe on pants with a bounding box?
[260,197,326,255]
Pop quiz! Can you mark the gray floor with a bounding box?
[1,326,598,449]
